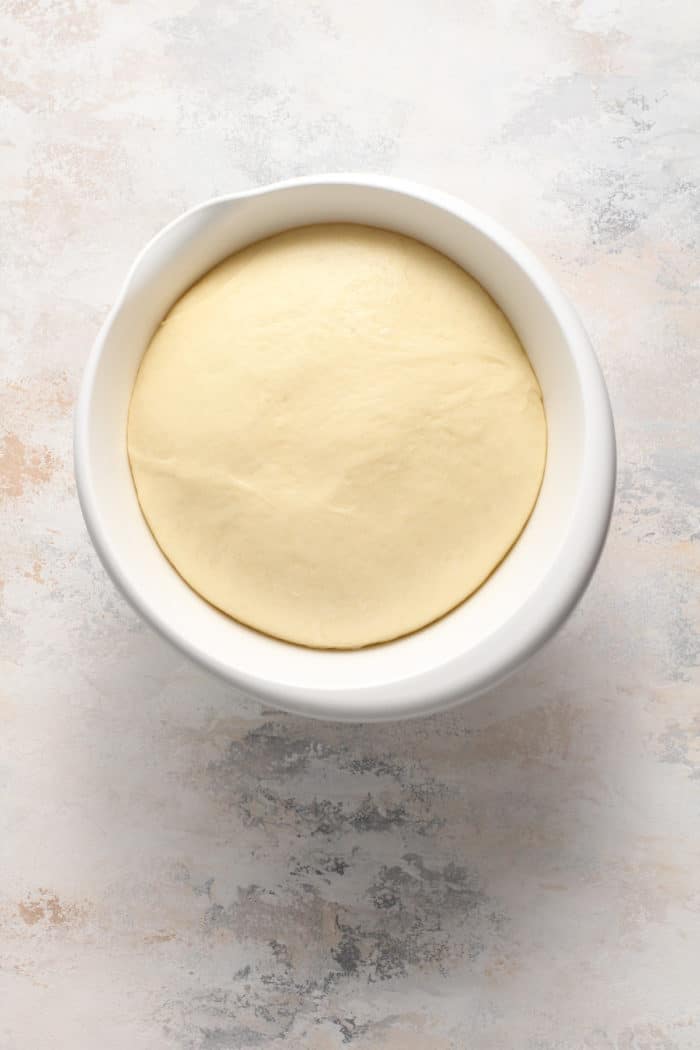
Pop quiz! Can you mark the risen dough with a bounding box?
[128,224,546,649]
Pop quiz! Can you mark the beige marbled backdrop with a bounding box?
[1,2,699,1047]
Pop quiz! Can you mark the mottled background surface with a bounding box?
[2,1,699,1047]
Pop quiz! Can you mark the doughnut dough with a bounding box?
[128,224,546,649]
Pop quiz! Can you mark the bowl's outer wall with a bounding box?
[74,175,616,721]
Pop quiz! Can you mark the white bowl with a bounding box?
[74,174,615,722]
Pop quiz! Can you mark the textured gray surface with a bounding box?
[1,2,699,1048]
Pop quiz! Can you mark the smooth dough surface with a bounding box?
[128,224,547,649]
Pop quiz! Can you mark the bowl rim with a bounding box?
[74,172,616,722]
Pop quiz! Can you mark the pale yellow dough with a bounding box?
[128,225,546,649]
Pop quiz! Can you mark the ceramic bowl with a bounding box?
[74,174,615,721]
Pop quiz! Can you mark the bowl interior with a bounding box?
[79,180,594,713]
